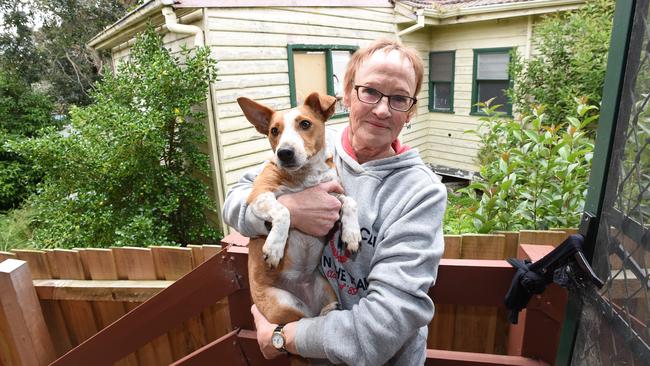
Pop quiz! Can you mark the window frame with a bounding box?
[428,50,456,113]
[470,47,513,116]
[287,44,358,118]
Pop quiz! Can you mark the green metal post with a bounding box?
[555,1,636,364]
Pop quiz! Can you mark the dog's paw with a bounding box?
[262,231,286,267]
[341,228,361,253]
[262,242,284,267]
[320,302,340,316]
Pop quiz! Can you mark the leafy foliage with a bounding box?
[508,0,614,124]
[0,0,133,108]
[443,190,478,235]
[0,69,55,210]
[32,0,134,107]
[12,28,221,248]
[462,100,597,232]
[0,2,43,85]
[0,207,37,252]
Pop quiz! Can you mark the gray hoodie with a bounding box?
[222,128,447,365]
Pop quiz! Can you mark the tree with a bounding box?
[509,0,615,124]
[32,0,135,107]
[1,1,135,109]
[0,1,43,85]
[13,27,221,248]
[0,69,54,211]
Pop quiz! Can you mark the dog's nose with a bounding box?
[277,148,295,163]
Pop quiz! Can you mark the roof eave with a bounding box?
[88,0,166,51]
[421,0,585,24]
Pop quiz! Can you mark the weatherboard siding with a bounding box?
[206,6,396,187]
[426,17,530,173]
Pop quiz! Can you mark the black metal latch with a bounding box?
[504,234,604,324]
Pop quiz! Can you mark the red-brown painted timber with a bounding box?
[429,259,516,306]
[50,249,244,366]
[170,329,247,366]
[508,245,567,365]
[425,349,549,366]
[227,246,255,330]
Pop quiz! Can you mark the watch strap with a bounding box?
[273,324,288,353]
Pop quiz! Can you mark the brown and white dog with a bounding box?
[237,92,361,329]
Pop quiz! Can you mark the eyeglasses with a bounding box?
[353,85,417,112]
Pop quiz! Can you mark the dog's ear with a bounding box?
[304,92,337,121]
[237,97,275,135]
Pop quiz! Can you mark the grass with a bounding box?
[0,206,37,252]
[444,189,479,235]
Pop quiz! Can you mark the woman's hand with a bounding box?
[251,305,299,358]
[278,180,343,236]
[251,305,284,359]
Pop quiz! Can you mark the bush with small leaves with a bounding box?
[12,27,221,248]
[462,99,597,232]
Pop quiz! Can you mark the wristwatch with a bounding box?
[271,324,288,353]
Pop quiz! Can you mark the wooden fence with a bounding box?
[0,229,575,365]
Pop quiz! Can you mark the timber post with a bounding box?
[0,259,56,366]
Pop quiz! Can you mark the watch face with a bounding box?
[272,332,284,349]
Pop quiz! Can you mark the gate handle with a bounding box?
[504,234,604,324]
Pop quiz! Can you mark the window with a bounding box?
[429,51,455,112]
[288,45,357,116]
[471,48,512,115]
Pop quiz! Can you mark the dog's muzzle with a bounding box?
[277,148,296,167]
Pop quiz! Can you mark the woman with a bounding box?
[223,39,447,365]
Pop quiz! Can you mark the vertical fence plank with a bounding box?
[190,245,232,343]
[493,231,520,354]
[190,245,217,343]
[551,228,579,236]
[13,250,53,280]
[113,247,173,366]
[202,244,232,339]
[187,245,205,265]
[0,251,16,262]
[453,234,505,354]
[495,231,520,259]
[151,246,208,361]
[78,249,139,366]
[52,249,99,346]
[203,243,232,335]
[0,259,56,365]
[44,250,60,279]
[518,230,568,247]
[428,235,461,350]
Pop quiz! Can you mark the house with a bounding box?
[89,0,584,231]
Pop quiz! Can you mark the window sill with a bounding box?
[331,112,350,119]
[429,109,455,114]
[470,111,513,118]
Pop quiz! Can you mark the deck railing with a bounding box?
[0,230,573,366]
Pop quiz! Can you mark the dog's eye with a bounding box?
[299,120,311,130]
[270,127,279,136]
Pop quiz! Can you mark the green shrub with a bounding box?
[11,27,221,249]
[444,190,479,235]
[509,0,614,124]
[462,99,597,232]
[0,69,55,211]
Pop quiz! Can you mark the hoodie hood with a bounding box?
[329,128,425,177]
